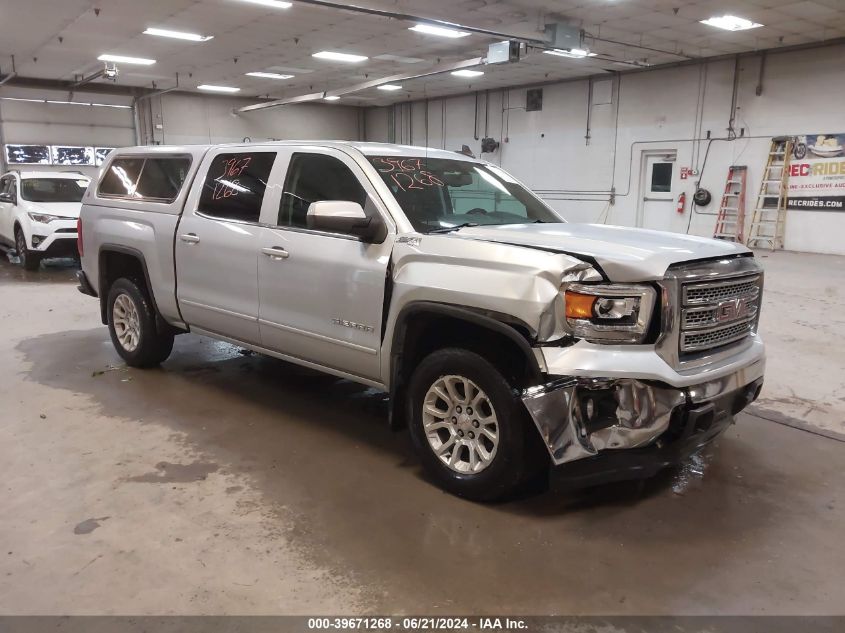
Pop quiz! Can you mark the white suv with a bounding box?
[0,170,90,270]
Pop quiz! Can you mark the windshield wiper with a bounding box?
[427,222,479,234]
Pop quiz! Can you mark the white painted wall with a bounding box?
[0,87,134,178]
[144,92,362,145]
[365,43,845,255]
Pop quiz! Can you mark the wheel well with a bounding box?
[388,306,541,429]
[399,314,535,386]
[98,250,150,324]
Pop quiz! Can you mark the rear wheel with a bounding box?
[107,277,174,367]
[408,347,546,501]
[15,227,40,271]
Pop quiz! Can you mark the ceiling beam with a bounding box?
[238,56,485,113]
[291,0,549,46]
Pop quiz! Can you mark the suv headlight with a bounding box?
[27,212,62,224]
[564,283,656,344]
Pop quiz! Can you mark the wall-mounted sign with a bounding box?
[94,147,115,166]
[787,134,845,212]
[51,146,95,166]
[5,144,51,165]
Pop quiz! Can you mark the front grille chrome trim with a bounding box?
[655,256,764,372]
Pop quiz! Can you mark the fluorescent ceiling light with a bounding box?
[544,48,596,58]
[451,69,484,77]
[409,24,470,38]
[98,53,156,65]
[197,84,240,92]
[377,84,403,91]
[239,0,292,8]
[246,71,294,79]
[313,51,368,63]
[700,15,763,31]
[324,96,341,101]
[143,27,213,42]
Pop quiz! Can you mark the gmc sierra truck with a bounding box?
[77,141,765,500]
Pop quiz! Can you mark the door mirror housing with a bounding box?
[307,200,386,242]
[0,191,14,204]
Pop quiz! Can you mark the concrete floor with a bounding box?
[0,250,843,615]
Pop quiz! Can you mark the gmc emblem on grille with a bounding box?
[716,298,750,322]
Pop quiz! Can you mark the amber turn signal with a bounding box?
[565,291,597,319]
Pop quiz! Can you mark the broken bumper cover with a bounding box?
[522,357,765,469]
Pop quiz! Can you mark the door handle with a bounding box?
[180,233,200,244]
[261,246,289,260]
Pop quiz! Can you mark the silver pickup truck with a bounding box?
[77,141,765,500]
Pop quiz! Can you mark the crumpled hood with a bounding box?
[26,202,83,220]
[455,223,751,281]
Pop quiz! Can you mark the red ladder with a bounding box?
[714,165,748,242]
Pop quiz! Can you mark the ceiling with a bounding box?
[1,0,844,107]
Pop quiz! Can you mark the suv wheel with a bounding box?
[107,277,174,368]
[15,227,40,271]
[408,347,545,501]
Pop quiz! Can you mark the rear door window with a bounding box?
[134,157,192,202]
[98,158,145,197]
[198,152,276,223]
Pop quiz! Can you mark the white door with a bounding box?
[175,148,279,345]
[256,148,394,382]
[638,152,676,230]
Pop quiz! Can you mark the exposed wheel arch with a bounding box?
[388,301,543,429]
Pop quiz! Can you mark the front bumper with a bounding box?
[522,356,764,468]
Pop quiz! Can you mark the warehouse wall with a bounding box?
[0,87,362,178]
[0,87,134,178]
[141,92,362,145]
[364,42,845,255]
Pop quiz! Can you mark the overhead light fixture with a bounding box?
[543,48,596,59]
[451,69,484,77]
[409,24,470,38]
[239,0,292,8]
[143,27,213,42]
[377,84,403,91]
[700,15,763,31]
[324,95,341,101]
[245,71,294,80]
[197,84,241,92]
[97,54,156,65]
[312,51,368,63]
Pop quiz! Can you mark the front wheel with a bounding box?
[408,348,545,501]
[107,277,174,367]
[15,227,40,271]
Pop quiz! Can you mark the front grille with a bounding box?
[679,273,762,355]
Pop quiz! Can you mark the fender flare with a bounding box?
[387,301,544,428]
[97,244,160,325]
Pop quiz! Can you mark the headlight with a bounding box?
[564,283,656,344]
[27,212,62,224]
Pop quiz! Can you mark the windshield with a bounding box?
[21,178,88,203]
[368,156,561,233]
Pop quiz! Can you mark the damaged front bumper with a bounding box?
[522,357,765,471]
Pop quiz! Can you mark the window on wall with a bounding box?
[197,152,277,223]
[650,162,673,193]
[278,153,368,228]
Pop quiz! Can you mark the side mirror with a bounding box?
[0,192,14,203]
[307,200,386,243]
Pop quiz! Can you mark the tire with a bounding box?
[15,227,41,271]
[407,347,546,501]
[106,277,174,368]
